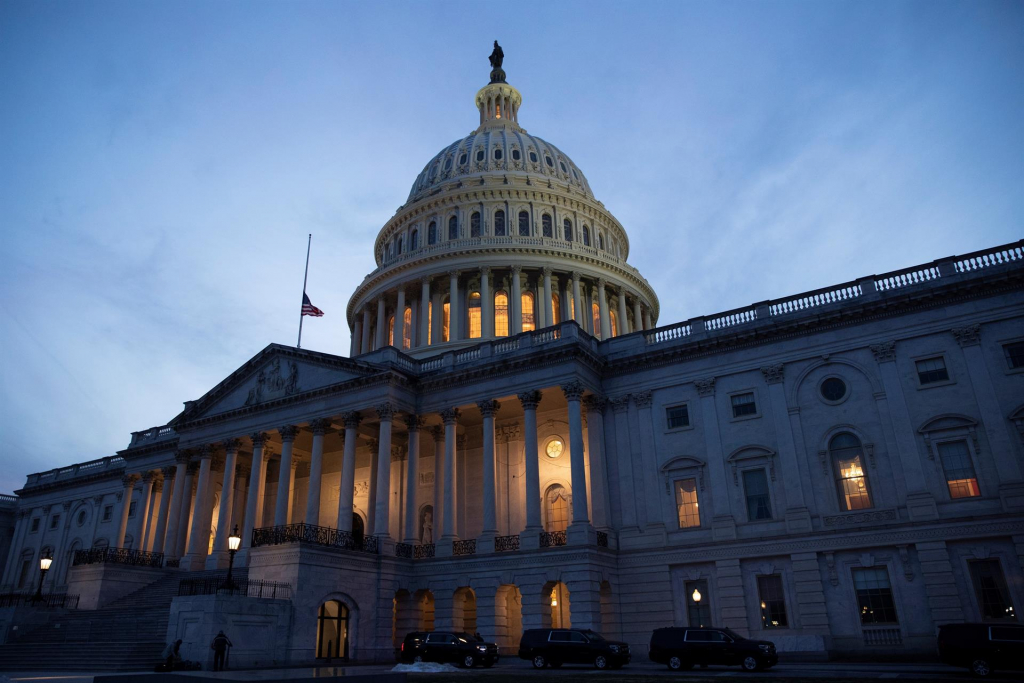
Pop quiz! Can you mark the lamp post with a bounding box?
[32,553,53,604]
[222,525,241,593]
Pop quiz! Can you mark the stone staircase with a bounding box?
[0,566,248,672]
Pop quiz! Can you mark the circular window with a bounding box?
[512,149,521,161]
[545,437,564,459]
[494,148,503,160]
[545,155,554,167]
[820,377,848,402]
[529,151,538,163]
[77,510,87,527]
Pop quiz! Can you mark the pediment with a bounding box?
[174,344,378,423]
[918,413,978,434]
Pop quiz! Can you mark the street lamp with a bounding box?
[32,553,53,604]
[222,525,241,593]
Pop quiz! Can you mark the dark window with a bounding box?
[559,161,568,173]
[598,234,604,250]
[30,518,40,532]
[428,221,437,245]
[572,168,579,180]
[529,151,538,163]
[685,580,711,628]
[410,229,419,250]
[666,405,690,429]
[743,469,773,520]
[830,433,872,511]
[494,148,503,160]
[476,149,485,162]
[77,510,87,526]
[128,501,137,517]
[937,440,980,498]
[969,559,1015,621]
[582,226,590,246]
[470,212,481,237]
[685,630,712,642]
[853,567,899,625]
[542,214,552,237]
[1004,341,1024,369]
[444,157,452,170]
[518,210,530,236]
[459,153,467,165]
[448,216,458,240]
[50,514,60,529]
[494,210,506,236]
[731,392,757,418]
[512,149,521,161]
[568,631,587,643]
[563,219,573,242]
[821,377,847,401]
[545,155,554,167]
[549,631,571,642]
[395,238,402,255]
[916,356,950,384]
[103,505,113,521]
[757,575,789,629]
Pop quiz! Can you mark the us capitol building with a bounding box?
[1,46,1022,671]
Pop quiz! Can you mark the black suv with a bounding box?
[399,631,499,668]
[649,626,778,671]
[519,628,630,669]
[938,623,1024,677]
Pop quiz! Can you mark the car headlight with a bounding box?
[759,644,770,651]
[477,645,488,651]
[609,645,619,653]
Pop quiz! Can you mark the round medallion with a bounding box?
[545,438,564,459]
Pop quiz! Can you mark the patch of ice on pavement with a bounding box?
[392,662,465,673]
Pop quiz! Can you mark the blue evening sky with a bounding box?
[1,0,1021,494]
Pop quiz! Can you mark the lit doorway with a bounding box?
[316,600,349,659]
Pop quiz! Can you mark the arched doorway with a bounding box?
[316,600,349,659]
[453,587,477,634]
[415,589,435,631]
[352,514,364,544]
[545,581,571,629]
[495,585,523,653]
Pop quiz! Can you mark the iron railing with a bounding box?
[72,547,164,568]
[177,577,291,600]
[0,592,79,609]
[414,543,435,559]
[863,627,903,646]
[250,523,379,554]
[165,558,181,568]
[540,530,567,548]
[596,531,609,548]
[453,539,476,556]
[395,542,413,558]
[495,534,520,552]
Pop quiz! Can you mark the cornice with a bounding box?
[15,466,127,497]
[117,437,180,460]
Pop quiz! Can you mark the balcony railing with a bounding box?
[0,592,80,609]
[178,577,291,600]
[863,627,903,646]
[539,530,567,548]
[71,547,164,568]
[395,542,413,558]
[414,543,435,559]
[596,531,609,548]
[250,523,379,554]
[453,539,477,556]
[495,534,520,552]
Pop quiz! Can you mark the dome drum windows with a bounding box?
[493,147,503,161]
[545,155,554,168]
[518,210,530,236]
[563,218,573,242]
[410,229,419,250]
[559,160,568,174]
[529,150,538,163]
[476,149,485,162]
[471,212,481,237]
[582,225,591,246]
[459,153,468,165]
[448,216,458,240]
[428,221,437,245]
[542,214,553,238]
[494,210,506,236]
[511,148,521,161]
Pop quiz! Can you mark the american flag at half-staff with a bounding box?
[296,234,323,349]
[301,292,324,317]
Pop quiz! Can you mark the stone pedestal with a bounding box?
[567,522,596,546]
[476,532,497,554]
[518,527,542,550]
[435,537,454,557]
[785,507,814,534]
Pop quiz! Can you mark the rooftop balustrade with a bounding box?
[24,455,126,490]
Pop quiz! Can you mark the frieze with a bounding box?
[822,508,897,527]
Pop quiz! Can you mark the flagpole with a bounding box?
[297,233,312,349]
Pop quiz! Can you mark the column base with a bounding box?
[784,507,814,534]
[435,537,457,557]
[476,532,497,554]
[180,553,209,571]
[998,482,1024,512]
[906,492,939,521]
[375,534,395,557]
[567,522,596,546]
[712,515,737,541]
[518,527,543,550]
[205,550,231,570]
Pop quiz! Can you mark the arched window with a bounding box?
[569,291,575,321]
[582,225,590,246]
[494,290,509,337]
[592,302,601,338]
[442,300,450,342]
[518,210,530,236]
[396,236,403,255]
[448,216,458,240]
[387,315,395,347]
[830,433,872,511]
[494,210,506,236]
[403,306,412,349]
[316,600,349,659]
[427,301,433,345]
[521,291,536,332]
[544,484,570,532]
[563,219,573,242]
[468,292,482,338]
[471,212,481,237]
[598,233,604,250]
[410,229,419,250]
[428,221,437,245]
[551,292,561,325]
[610,309,618,337]
[542,214,553,238]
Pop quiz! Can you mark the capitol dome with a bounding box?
[346,46,659,358]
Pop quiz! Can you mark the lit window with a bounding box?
[916,356,949,384]
[731,392,756,418]
[569,292,575,321]
[542,214,552,237]
[545,438,563,458]
[609,309,618,337]
[853,567,898,625]
[544,485,569,532]
[387,315,395,346]
[428,221,437,245]
[468,292,481,339]
[551,292,561,324]
[471,212,481,237]
[402,307,412,350]
[1003,341,1024,369]
[757,575,789,629]
[592,302,601,338]
[518,210,529,236]
[494,210,506,236]
[563,218,573,242]
[494,291,509,337]
[495,102,501,118]
[937,440,980,498]
[427,302,433,345]
[666,405,689,429]
[448,216,458,240]
[830,433,872,511]
[582,225,590,246]
[743,469,773,521]
[442,302,450,343]
[522,291,535,332]
[969,559,1016,621]
[675,479,700,528]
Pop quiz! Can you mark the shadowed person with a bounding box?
[211,630,233,671]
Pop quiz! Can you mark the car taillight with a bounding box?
[401,643,404,652]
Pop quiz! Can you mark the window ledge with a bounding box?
[916,379,956,390]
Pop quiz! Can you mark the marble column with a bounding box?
[480,268,493,339]
[361,307,372,353]
[571,272,584,326]
[419,278,431,347]
[375,295,386,350]
[274,426,298,526]
[402,416,424,544]
[643,308,652,330]
[562,383,593,543]
[448,270,460,341]
[616,287,629,336]
[184,447,214,568]
[431,425,444,544]
[337,412,360,532]
[632,295,643,333]
[241,433,270,553]
[395,288,406,349]
[477,400,500,551]
[373,404,395,538]
[170,458,196,558]
[114,474,138,549]
[208,439,240,568]
[437,408,460,555]
[231,464,248,540]
[133,472,155,549]
[305,419,329,525]
[518,390,543,549]
[542,267,553,328]
[583,396,610,530]
[597,280,611,339]
[511,265,523,335]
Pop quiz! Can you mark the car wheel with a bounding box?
[462,655,476,668]
[668,655,685,670]
[532,655,547,669]
[971,658,992,677]
[594,654,608,669]
[413,655,424,663]
[741,655,761,671]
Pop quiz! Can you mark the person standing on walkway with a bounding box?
[211,630,233,671]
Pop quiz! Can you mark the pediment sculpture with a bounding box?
[244,358,300,406]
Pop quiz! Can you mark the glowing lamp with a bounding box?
[39,556,52,571]
[691,588,702,603]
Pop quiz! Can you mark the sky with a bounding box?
[1,0,1021,495]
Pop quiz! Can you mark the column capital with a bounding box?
[195,445,213,460]
[695,377,717,397]
[175,449,192,464]
[610,395,631,413]
[279,425,299,442]
[542,266,553,277]
[250,431,270,447]
[186,461,201,475]
[448,269,460,278]
[441,407,461,425]
[617,285,626,296]
[477,399,501,418]
[310,418,331,435]
[517,390,543,410]
[760,363,785,385]
[222,438,242,453]
[870,340,897,363]
[480,266,491,277]
[420,275,432,286]
[431,425,445,442]
[560,381,585,402]
[571,270,582,283]
[405,414,425,431]
[121,474,140,488]
[583,395,607,413]
[152,480,164,494]
[161,465,177,478]
[632,390,652,408]
[376,402,396,421]
[141,472,156,484]
[343,411,362,429]
[952,324,981,348]
[511,264,523,275]
[596,277,607,288]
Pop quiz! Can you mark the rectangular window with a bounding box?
[1004,341,1024,370]
[743,469,773,521]
[50,514,60,529]
[731,392,757,418]
[103,505,113,522]
[128,501,137,517]
[916,356,950,385]
[937,440,981,499]
[666,405,690,429]
[30,518,40,533]
[969,559,1015,621]
[757,575,789,629]
[685,580,711,628]
[675,479,700,529]
[442,302,450,342]
[853,567,899,625]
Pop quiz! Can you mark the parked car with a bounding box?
[519,628,631,669]
[649,626,778,671]
[938,623,1024,677]
[399,631,499,668]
